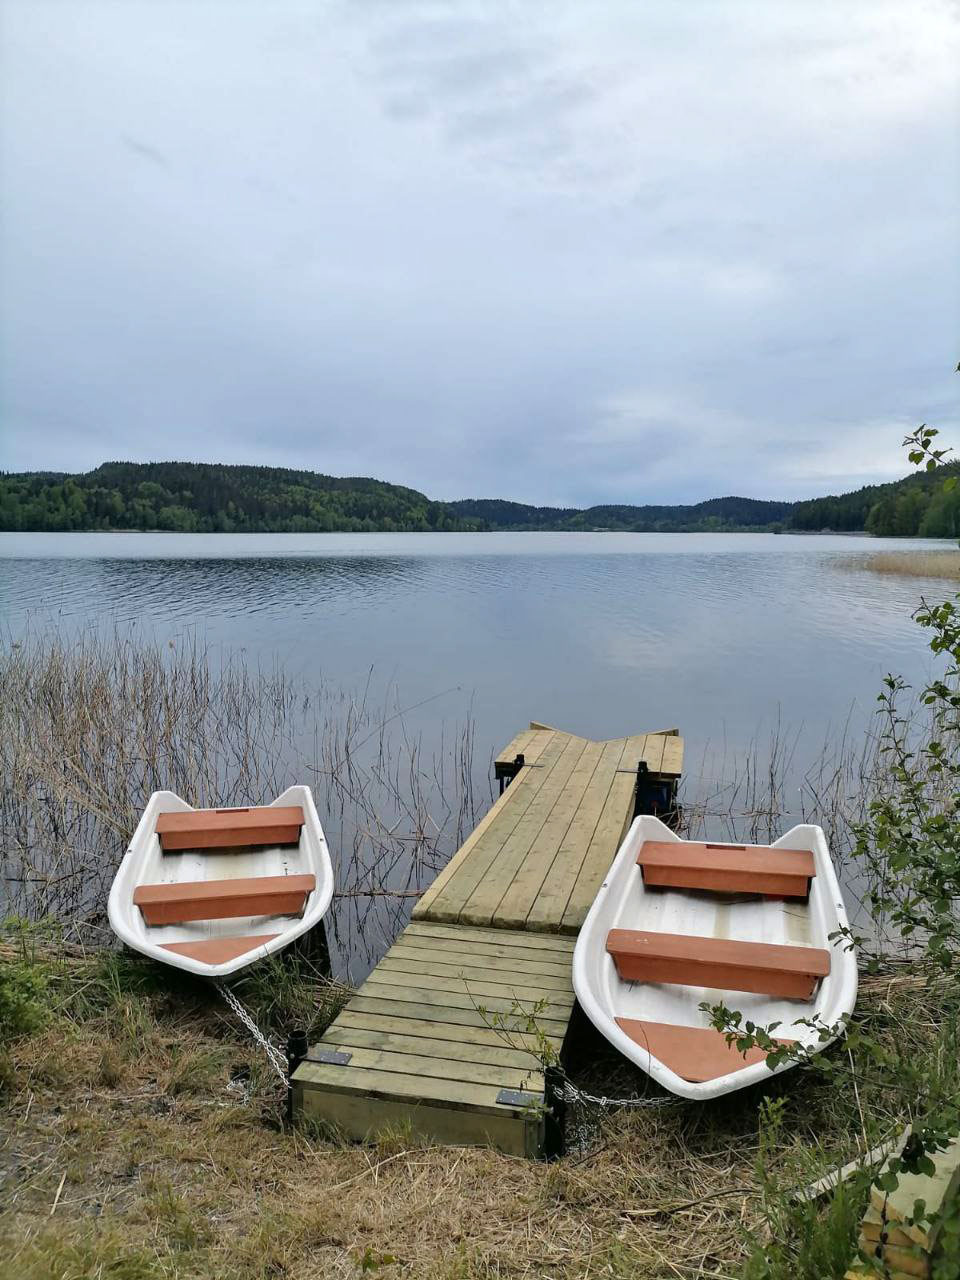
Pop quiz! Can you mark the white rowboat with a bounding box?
[108,785,334,978]
[572,816,857,1100]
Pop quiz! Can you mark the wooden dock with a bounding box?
[292,723,683,1156]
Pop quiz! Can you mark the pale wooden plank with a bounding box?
[361,968,574,1008]
[414,731,571,922]
[493,728,554,767]
[641,732,667,773]
[560,765,638,932]
[327,1009,564,1054]
[321,1025,546,1071]
[659,733,684,776]
[402,921,575,953]
[344,995,570,1036]
[306,1043,544,1091]
[293,1061,528,1114]
[493,738,608,929]
[524,736,630,931]
[388,939,573,977]
[376,954,573,994]
[357,982,573,1026]
[459,734,590,926]
[296,1086,532,1156]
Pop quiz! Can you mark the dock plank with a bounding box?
[306,1044,544,1091]
[329,1009,561,1054]
[377,955,574,993]
[459,734,590,926]
[367,959,574,1000]
[342,995,570,1036]
[402,921,575,953]
[388,939,573,977]
[321,1026,545,1071]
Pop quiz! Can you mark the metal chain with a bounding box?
[557,1075,688,1110]
[215,980,289,1083]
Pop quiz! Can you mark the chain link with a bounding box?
[556,1075,688,1110]
[215,980,289,1083]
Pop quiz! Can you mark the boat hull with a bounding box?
[572,816,857,1100]
[108,785,334,978]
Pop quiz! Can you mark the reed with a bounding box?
[839,550,960,580]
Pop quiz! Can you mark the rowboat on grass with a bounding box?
[108,785,334,978]
[572,815,857,1100]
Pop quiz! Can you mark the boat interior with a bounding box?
[606,837,832,1082]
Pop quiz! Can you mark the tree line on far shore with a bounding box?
[2,458,958,536]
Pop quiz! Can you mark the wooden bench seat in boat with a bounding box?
[606,929,830,998]
[133,874,316,925]
[159,934,280,964]
[614,1018,796,1083]
[637,840,815,899]
[155,806,304,852]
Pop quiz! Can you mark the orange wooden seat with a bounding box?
[615,1018,797,1082]
[133,874,315,925]
[638,840,815,899]
[159,934,280,964]
[606,929,830,999]
[155,806,304,852]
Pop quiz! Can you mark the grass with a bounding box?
[840,550,960,580]
[2,933,954,1279]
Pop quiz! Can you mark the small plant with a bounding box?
[0,956,48,1039]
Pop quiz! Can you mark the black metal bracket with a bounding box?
[633,760,679,824]
[496,752,526,795]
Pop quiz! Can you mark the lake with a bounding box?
[1,530,950,976]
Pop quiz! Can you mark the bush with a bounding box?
[0,959,48,1039]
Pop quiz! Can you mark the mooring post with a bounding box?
[286,1028,308,1124]
[543,1064,566,1160]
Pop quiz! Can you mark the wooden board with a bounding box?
[156,805,304,850]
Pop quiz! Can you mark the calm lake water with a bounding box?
[1,530,945,745]
[1,531,950,975]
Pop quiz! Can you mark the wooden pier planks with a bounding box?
[414,724,682,935]
[293,721,684,1155]
[293,922,576,1157]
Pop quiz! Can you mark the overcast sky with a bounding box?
[1,1,958,506]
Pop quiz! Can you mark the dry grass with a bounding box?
[839,550,960,580]
[1,938,951,1280]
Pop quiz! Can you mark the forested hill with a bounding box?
[447,495,793,531]
[789,461,960,538]
[1,458,959,535]
[0,462,478,533]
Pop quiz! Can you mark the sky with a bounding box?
[1,1,958,507]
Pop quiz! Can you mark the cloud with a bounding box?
[0,0,957,505]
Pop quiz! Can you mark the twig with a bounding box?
[50,1170,67,1216]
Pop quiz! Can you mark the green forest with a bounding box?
[789,461,960,537]
[2,458,959,535]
